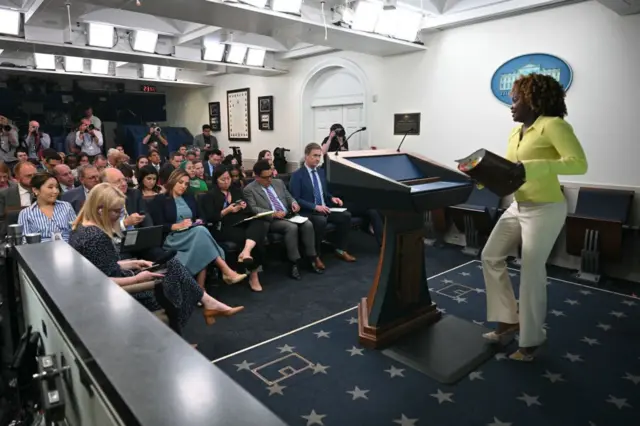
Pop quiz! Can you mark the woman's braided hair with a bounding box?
[511,74,568,118]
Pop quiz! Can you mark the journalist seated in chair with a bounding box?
[257,150,278,178]
[0,161,10,190]
[229,164,246,190]
[70,183,243,329]
[244,160,323,280]
[180,160,208,194]
[290,143,356,262]
[53,164,77,193]
[201,167,270,292]
[18,172,76,242]
[203,149,223,179]
[0,161,37,237]
[102,168,151,229]
[62,164,101,213]
[149,169,246,290]
[137,165,164,197]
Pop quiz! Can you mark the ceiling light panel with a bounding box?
[90,59,109,74]
[34,53,55,70]
[132,30,158,53]
[159,66,176,81]
[0,9,21,36]
[393,9,423,42]
[203,42,226,62]
[87,23,114,48]
[142,64,158,79]
[272,0,302,14]
[64,56,84,72]
[226,45,247,64]
[246,48,266,67]
[352,0,382,33]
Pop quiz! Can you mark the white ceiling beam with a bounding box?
[275,45,338,60]
[23,0,47,23]
[78,8,183,35]
[422,0,576,29]
[175,25,222,45]
[85,0,426,56]
[596,0,640,15]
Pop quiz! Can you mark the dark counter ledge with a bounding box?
[15,242,287,426]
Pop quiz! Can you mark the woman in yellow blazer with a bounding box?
[481,74,588,361]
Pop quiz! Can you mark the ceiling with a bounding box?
[0,0,630,88]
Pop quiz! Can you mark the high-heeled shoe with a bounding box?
[203,305,244,325]
[223,273,247,285]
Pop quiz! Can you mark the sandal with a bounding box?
[509,343,545,362]
[482,324,519,344]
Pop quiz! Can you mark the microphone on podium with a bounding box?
[396,128,414,152]
[346,127,367,142]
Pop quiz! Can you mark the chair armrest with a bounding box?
[123,279,161,294]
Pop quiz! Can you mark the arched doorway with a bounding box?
[299,58,370,154]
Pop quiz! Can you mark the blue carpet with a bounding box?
[215,260,640,426]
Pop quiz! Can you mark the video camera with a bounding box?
[150,123,161,133]
[83,124,95,133]
[229,146,243,166]
[2,125,11,132]
[273,147,290,174]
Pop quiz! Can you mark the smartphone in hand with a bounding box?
[139,263,165,273]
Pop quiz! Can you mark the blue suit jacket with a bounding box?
[289,166,334,215]
[61,186,86,214]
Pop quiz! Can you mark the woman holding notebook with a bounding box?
[200,166,270,292]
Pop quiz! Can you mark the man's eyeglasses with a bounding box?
[259,174,273,180]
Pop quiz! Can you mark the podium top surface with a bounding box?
[325,149,470,194]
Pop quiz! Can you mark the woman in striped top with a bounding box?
[18,172,76,242]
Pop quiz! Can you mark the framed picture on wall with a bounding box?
[258,95,274,131]
[393,113,421,135]
[208,101,221,132]
[227,88,251,141]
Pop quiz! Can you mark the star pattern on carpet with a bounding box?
[346,386,369,400]
[393,414,418,426]
[517,393,542,407]
[234,360,254,371]
[267,383,286,396]
[469,371,484,381]
[430,389,454,404]
[301,409,326,425]
[277,344,295,353]
[606,395,632,409]
[542,370,565,383]
[622,373,640,385]
[563,352,584,362]
[311,363,330,374]
[217,260,640,426]
[580,337,600,346]
[385,365,405,378]
[487,417,512,426]
[346,346,364,356]
[459,272,471,277]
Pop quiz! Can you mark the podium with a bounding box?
[326,150,497,384]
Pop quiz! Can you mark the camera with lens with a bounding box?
[150,123,161,133]
[2,125,11,132]
[84,124,95,133]
[335,127,346,138]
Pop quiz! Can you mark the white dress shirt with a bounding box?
[18,184,32,207]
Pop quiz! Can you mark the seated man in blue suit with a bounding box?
[289,143,356,262]
[61,164,100,213]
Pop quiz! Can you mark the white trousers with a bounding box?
[481,201,567,347]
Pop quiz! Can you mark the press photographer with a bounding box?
[142,122,168,160]
[75,118,104,159]
[22,120,51,160]
[0,115,19,165]
[321,123,349,153]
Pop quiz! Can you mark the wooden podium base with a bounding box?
[357,297,441,349]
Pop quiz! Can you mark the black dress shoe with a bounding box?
[290,264,301,280]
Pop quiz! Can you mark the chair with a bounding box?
[447,187,501,256]
[565,187,634,283]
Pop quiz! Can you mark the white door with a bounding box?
[313,104,365,150]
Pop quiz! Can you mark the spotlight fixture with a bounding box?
[87,23,115,48]
[141,64,158,79]
[0,9,21,36]
[226,44,248,64]
[132,30,158,53]
[159,66,176,81]
[246,48,266,67]
[64,56,84,72]
[34,53,56,70]
[90,59,109,74]
[203,41,226,62]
